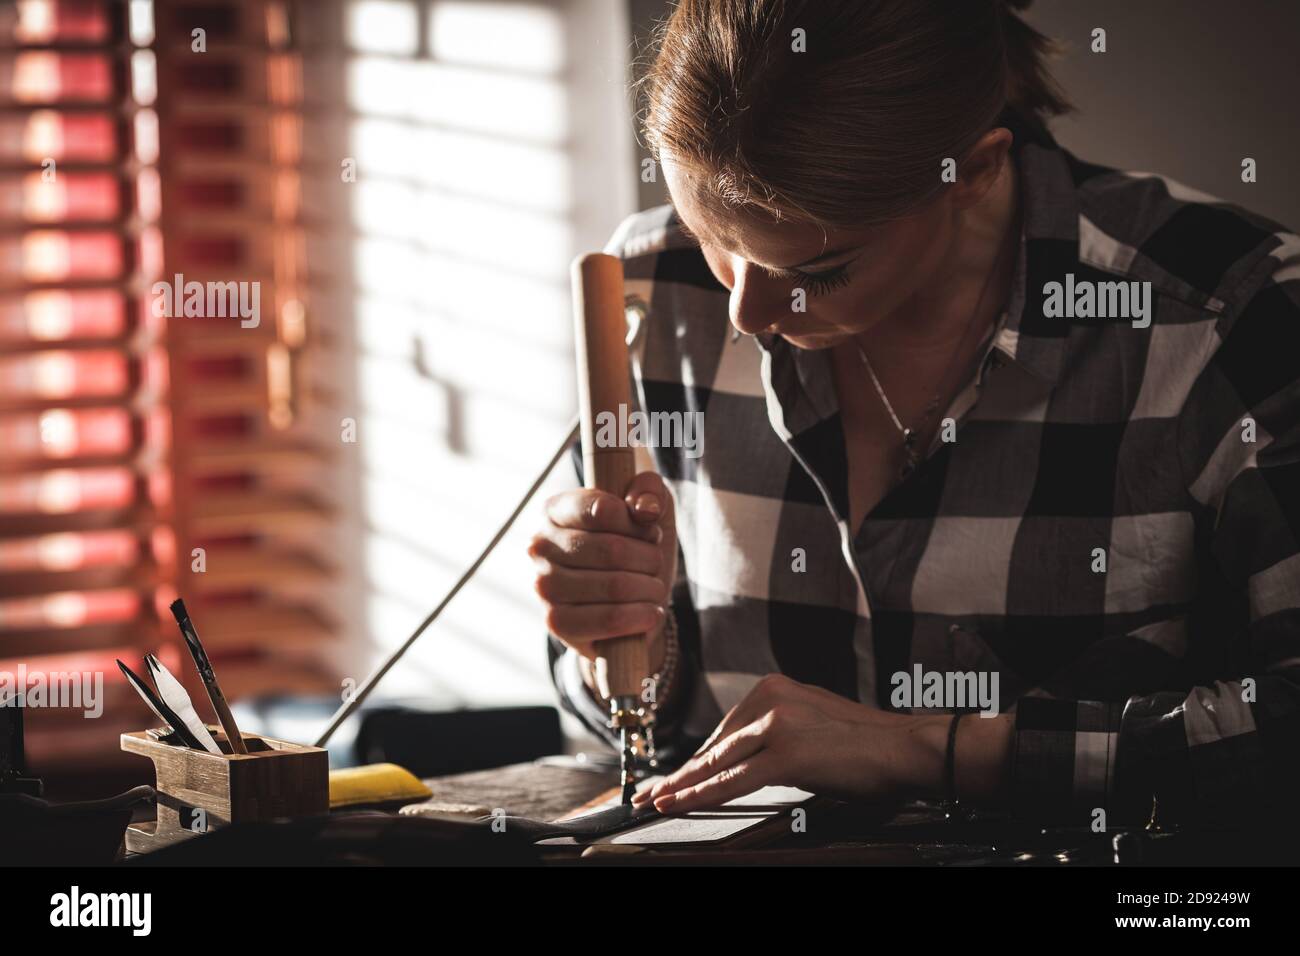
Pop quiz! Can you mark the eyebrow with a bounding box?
[670,200,860,272]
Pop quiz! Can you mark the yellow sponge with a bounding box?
[328,762,432,809]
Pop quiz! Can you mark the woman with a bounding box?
[529,0,1300,827]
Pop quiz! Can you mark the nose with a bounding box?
[727,260,786,337]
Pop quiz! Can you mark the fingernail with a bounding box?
[632,493,660,516]
[654,793,677,811]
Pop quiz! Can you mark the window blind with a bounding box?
[0,0,343,775]
[152,0,340,705]
[0,0,170,769]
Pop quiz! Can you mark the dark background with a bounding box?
[627,0,1300,229]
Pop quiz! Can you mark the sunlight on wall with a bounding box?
[340,0,633,712]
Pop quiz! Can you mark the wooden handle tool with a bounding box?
[571,252,651,803]
[571,252,651,701]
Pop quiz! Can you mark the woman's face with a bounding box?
[662,153,959,350]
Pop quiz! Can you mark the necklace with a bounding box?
[853,230,1013,481]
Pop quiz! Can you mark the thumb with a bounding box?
[623,471,673,527]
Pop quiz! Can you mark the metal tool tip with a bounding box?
[619,728,635,805]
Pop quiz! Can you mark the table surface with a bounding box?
[406,759,1110,865]
[414,760,619,822]
[406,759,1299,865]
[122,758,1291,865]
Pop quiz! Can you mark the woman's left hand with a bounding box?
[633,673,960,814]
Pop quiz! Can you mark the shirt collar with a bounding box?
[986,107,1086,387]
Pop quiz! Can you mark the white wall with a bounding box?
[306,0,638,728]
[1028,0,1299,229]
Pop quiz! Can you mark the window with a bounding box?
[151,0,341,708]
[306,0,636,714]
[1,0,638,775]
[0,0,170,768]
[1,0,342,774]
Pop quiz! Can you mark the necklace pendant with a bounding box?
[898,432,921,481]
[898,449,919,481]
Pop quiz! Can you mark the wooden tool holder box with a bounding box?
[121,728,328,853]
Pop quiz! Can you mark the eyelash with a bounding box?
[677,222,853,297]
[767,265,852,297]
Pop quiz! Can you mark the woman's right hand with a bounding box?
[528,472,678,662]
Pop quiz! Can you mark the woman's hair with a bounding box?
[636,0,1070,229]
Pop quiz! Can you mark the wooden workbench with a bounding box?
[407,759,1095,865]
[124,758,1296,866]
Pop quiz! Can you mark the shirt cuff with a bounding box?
[547,627,700,766]
[552,641,618,741]
[1010,696,1127,826]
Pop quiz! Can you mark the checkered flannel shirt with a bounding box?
[548,110,1300,828]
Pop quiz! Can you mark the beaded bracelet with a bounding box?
[649,606,680,711]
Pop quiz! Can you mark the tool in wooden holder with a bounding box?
[117,658,218,754]
[170,598,247,754]
[571,252,654,805]
[120,729,327,853]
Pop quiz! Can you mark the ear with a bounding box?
[950,127,1014,209]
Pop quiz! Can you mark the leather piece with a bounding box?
[483,801,661,842]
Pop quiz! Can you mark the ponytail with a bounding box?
[999,0,1072,118]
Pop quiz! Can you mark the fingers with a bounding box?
[621,472,674,527]
[543,602,665,652]
[687,674,790,757]
[529,528,662,576]
[544,488,660,541]
[631,674,804,811]
[651,755,775,815]
[634,720,767,807]
[531,476,674,652]
[534,564,668,607]
[689,703,742,760]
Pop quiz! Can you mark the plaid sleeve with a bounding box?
[1010,697,1129,824]
[547,632,617,744]
[546,574,700,762]
[1011,244,1300,828]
